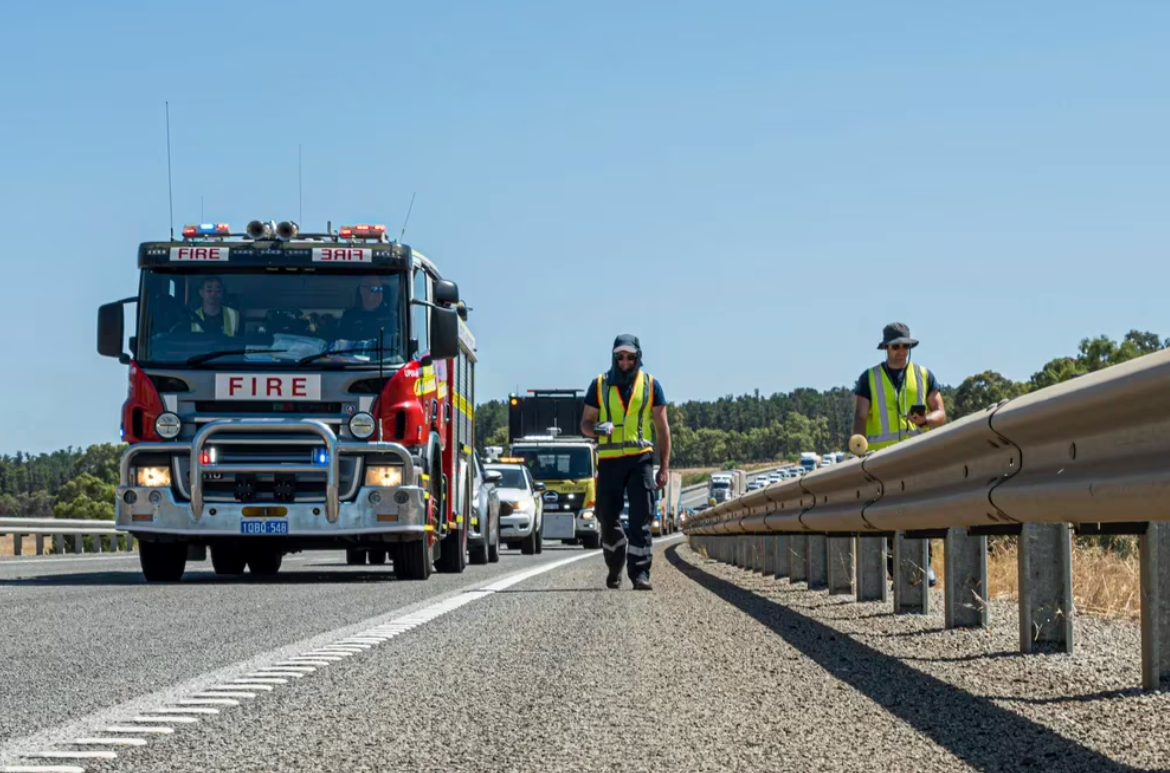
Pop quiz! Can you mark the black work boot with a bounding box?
[606,567,622,589]
[632,573,653,591]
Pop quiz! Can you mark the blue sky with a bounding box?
[2,1,1167,454]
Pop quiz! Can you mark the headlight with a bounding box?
[349,412,376,439]
[365,465,403,487]
[509,499,530,512]
[155,412,181,439]
[580,510,594,520]
[137,466,172,487]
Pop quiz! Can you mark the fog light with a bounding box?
[123,490,138,505]
[393,491,409,505]
[148,491,162,505]
[349,411,376,439]
[136,466,172,487]
[369,491,382,505]
[365,465,403,487]
[581,510,594,520]
[155,412,181,439]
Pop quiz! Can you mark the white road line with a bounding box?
[139,707,219,715]
[245,671,305,679]
[277,660,332,667]
[257,665,315,673]
[72,738,148,747]
[0,554,141,568]
[171,698,240,706]
[28,751,117,759]
[103,726,173,735]
[232,677,287,685]
[286,655,345,662]
[210,684,274,692]
[191,691,256,699]
[2,766,87,773]
[133,716,199,724]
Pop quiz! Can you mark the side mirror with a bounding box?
[483,470,503,484]
[434,279,459,306]
[533,482,546,492]
[429,304,459,360]
[97,301,127,359]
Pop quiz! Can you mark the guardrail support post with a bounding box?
[763,536,775,575]
[775,535,789,579]
[35,534,45,555]
[856,536,888,602]
[944,528,988,629]
[54,534,64,554]
[828,537,855,595]
[790,535,807,583]
[73,534,83,554]
[806,535,827,590]
[894,533,930,614]
[1141,522,1170,690]
[13,534,22,557]
[1018,523,1073,654]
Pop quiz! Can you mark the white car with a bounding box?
[485,463,544,555]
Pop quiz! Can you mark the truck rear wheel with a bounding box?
[211,544,247,576]
[436,527,467,573]
[247,547,282,576]
[346,549,367,566]
[394,539,432,580]
[140,541,187,582]
[367,549,387,565]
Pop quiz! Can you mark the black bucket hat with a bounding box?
[878,322,919,349]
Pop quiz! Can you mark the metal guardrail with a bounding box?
[0,517,130,557]
[683,349,1170,690]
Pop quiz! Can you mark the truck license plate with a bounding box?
[241,520,289,535]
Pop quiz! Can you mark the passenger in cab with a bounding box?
[191,276,240,336]
[339,275,398,342]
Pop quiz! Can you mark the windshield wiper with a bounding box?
[297,347,385,365]
[186,348,288,365]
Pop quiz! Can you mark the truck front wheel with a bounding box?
[247,547,283,576]
[211,544,247,576]
[394,539,432,580]
[140,541,187,582]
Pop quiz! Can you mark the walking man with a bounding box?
[853,322,946,584]
[580,334,671,591]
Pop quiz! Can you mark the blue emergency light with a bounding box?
[182,223,231,237]
[315,449,329,465]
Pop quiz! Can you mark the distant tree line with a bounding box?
[475,330,1167,468]
[0,444,122,519]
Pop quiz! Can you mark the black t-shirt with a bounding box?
[339,305,397,343]
[583,371,666,410]
[854,363,938,401]
[195,309,225,334]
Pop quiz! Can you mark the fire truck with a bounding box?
[96,219,480,582]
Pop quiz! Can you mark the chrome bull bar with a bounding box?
[119,419,416,525]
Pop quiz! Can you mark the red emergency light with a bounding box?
[182,223,231,238]
[339,224,387,239]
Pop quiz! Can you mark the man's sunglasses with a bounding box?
[615,353,637,362]
[888,344,911,350]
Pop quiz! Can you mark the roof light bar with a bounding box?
[182,223,231,238]
[338,224,388,241]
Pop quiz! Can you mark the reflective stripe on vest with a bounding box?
[865,363,928,451]
[596,370,655,460]
[192,307,239,336]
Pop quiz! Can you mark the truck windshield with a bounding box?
[136,270,407,367]
[511,446,593,481]
[711,480,730,489]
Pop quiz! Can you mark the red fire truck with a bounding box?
[96,219,488,582]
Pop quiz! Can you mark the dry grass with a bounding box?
[0,534,45,557]
[929,537,1141,621]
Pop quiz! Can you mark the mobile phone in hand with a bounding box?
[909,404,927,417]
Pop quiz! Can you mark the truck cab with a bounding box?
[97,220,475,582]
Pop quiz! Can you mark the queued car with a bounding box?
[468,452,502,565]
[485,462,545,555]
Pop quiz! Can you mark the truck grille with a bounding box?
[193,401,342,415]
[171,438,361,503]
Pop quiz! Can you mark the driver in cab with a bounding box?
[339,275,398,342]
[190,276,240,336]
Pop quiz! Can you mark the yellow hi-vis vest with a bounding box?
[865,363,930,452]
[192,307,239,336]
[595,370,656,461]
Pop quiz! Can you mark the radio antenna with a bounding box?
[165,101,175,240]
[399,191,416,242]
[298,143,303,225]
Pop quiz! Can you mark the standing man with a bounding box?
[853,322,946,584]
[580,334,671,591]
[191,276,240,336]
